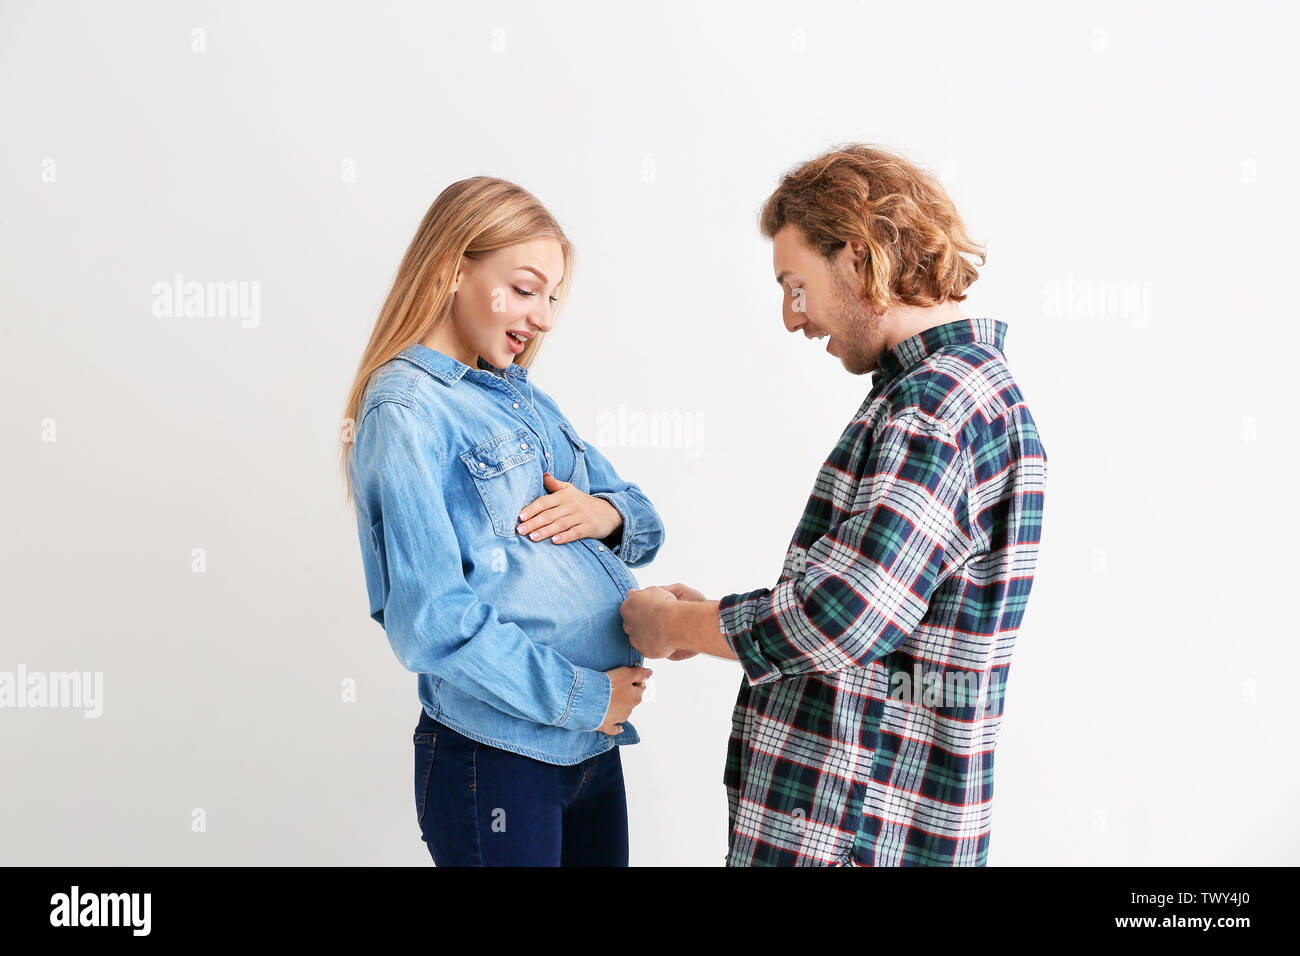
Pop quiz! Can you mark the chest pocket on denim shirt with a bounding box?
[459,427,541,537]
[557,420,589,492]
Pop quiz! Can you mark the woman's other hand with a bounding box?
[517,472,622,544]
[597,665,653,735]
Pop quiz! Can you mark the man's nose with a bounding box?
[782,302,805,334]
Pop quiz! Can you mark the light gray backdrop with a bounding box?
[3,0,1297,865]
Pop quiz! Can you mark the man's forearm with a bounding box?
[671,600,738,660]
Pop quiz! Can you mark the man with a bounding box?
[620,144,1047,867]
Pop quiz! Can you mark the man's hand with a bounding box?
[620,586,680,658]
[662,583,706,659]
[622,583,737,663]
[664,582,706,601]
[517,472,622,544]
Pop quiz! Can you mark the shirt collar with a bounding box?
[396,343,530,387]
[873,317,1006,384]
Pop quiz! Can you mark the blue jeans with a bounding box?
[412,707,629,866]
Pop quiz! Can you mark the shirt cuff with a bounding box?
[718,589,784,685]
[556,665,612,732]
[591,491,642,564]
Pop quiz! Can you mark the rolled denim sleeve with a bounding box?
[352,399,612,732]
[718,413,974,685]
[582,441,665,568]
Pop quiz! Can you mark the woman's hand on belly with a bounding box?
[515,471,622,545]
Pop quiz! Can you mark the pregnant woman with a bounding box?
[340,177,664,866]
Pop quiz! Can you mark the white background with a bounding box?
[2,0,1297,865]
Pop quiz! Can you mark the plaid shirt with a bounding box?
[717,318,1046,866]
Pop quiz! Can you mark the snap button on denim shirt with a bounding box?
[349,343,666,765]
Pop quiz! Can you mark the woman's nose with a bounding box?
[531,303,555,332]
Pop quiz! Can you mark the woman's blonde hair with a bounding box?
[340,176,573,503]
[759,143,985,311]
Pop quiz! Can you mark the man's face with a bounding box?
[772,223,885,375]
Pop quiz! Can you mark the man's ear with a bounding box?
[831,238,867,273]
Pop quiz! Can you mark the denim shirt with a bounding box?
[349,343,665,765]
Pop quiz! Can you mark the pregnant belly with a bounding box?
[465,534,639,672]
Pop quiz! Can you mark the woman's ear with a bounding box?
[448,255,467,293]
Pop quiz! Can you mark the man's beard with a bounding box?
[827,267,885,375]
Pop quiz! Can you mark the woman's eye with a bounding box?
[514,285,559,305]
[513,285,558,305]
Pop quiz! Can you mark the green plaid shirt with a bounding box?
[718,318,1046,866]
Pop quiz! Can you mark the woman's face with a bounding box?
[448,238,566,369]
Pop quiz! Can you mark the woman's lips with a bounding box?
[506,331,526,354]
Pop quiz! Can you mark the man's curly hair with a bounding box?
[759,143,986,312]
